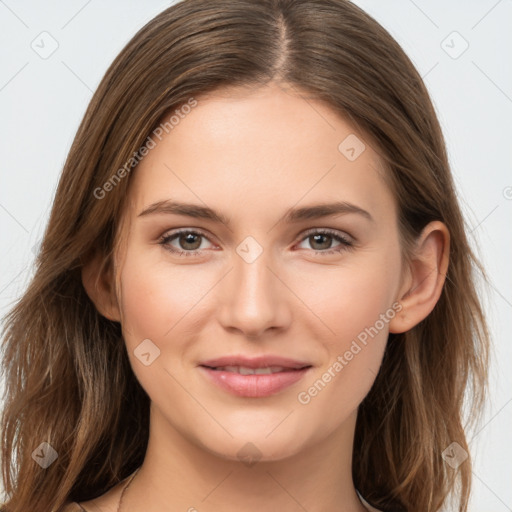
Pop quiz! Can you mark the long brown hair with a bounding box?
[0,1,489,510]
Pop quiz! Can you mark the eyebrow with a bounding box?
[137,199,374,225]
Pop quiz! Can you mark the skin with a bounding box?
[81,81,449,512]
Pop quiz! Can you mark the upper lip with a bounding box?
[200,355,312,370]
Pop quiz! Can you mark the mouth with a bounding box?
[198,355,313,397]
[201,365,309,375]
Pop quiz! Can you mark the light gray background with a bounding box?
[0,1,510,510]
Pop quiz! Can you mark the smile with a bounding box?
[199,364,312,397]
[206,365,294,374]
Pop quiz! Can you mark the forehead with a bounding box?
[125,83,395,227]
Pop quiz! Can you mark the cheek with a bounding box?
[117,246,208,344]
[116,247,210,401]
[118,267,171,345]
[293,250,401,411]
[296,254,401,347]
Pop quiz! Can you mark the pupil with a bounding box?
[181,233,201,250]
[311,234,331,250]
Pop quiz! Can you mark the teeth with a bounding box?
[214,366,287,375]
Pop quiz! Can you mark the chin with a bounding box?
[193,423,311,465]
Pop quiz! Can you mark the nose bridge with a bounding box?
[218,237,289,336]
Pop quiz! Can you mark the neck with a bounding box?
[124,403,368,512]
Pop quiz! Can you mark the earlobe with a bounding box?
[81,249,121,322]
[389,221,450,334]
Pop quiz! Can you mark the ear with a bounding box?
[389,221,450,334]
[81,249,121,322]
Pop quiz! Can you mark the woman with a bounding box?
[0,0,489,511]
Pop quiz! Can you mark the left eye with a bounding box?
[295,229,353,254]
[159,228,353,257]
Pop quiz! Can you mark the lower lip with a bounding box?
[199,366,311,398]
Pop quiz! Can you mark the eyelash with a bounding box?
[158,228,354,258]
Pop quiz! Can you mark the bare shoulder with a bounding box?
[362,500,384,512]
[71,479,126,512]
[59,489,119,512]
[362,499,384,512]
[60,470,137,512]
[357,491,384,512]
[60,503,86,512]
[60,498,115,512]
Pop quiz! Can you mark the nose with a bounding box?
[217,249,292,339]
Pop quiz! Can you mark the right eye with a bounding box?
[159,229,216,257]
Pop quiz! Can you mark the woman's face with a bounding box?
[113,82,405,461]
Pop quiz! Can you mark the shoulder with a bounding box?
[357,491,385,512]
[365,504,384,512]
[1,503,86,512]
[60,503,86,512]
